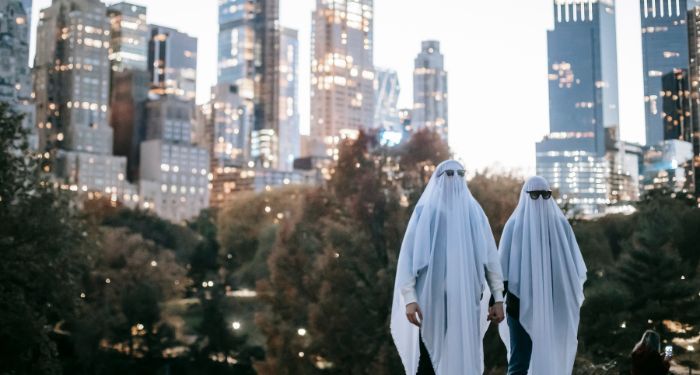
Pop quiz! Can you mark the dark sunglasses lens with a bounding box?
[457,170,465,177]
[446,170,454,177]
[529,191,540,200]
[542,191,552,200]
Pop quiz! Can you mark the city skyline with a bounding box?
[28,0,647,174]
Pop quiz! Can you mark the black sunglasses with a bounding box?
[527,190,552,200]
[438,169,465,177]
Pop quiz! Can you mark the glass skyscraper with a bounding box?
[276,27,300,171]
[217,0,283,169]
[107,2,148,72]
[148,25,197,100]
[685,2,700,198]
[412,40,448,142]
[639,0,691,146]
[537,0,621,215]
[373,68,402,145]
[0,0,35,148]
[310,0,375,160]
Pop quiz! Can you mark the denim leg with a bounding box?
[507,313,532,375]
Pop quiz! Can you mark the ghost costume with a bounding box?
[498,176,587,374]
[390,160,505,375]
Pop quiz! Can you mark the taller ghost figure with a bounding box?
[391,160,505,375]
[498,176,587,374]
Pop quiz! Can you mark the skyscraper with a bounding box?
[139,25,209,222]
[373,68,403,146]
[140,95,210,222]
[107,2,148,72]
[412,40,448,141]
[310,0,375,160]
[148,25,197,100]
[374,68,401,130]
[21,0,31,50]
[685,2,700,198]
[639,0,692,147]
[536,0,621,215]
[217,0,283,168]
[107,2,149,181]
[0,0,35,148]
[277,27,300,171]
[35,0,134,200]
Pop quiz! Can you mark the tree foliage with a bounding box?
[0,103,89,374]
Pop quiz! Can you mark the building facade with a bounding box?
[148,25,197,100]
[139,25,209,222]
[276,27,300,171]
[412,40,448,141]
[536,0,622,215]
[310,0,375,159]
[107,2,148,72]
[685,2,700,198]
[641,139,695,194]
[639,0,691,146]
[107,2,149,182]
[0,0,35,148]
[374,68,401,136]
[109,69,149,181]
[34,0,134,199]
[217,0,285,169]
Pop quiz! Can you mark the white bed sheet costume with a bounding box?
[498,176,587,374]
[390,160,505,375]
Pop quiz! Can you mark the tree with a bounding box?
[0,103,88,374]
[575,196,700,369]
[468,170,522,241]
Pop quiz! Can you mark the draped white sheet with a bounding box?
[498,176,587,374]
[390,160,497,375]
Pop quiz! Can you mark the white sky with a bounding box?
[29,0,646,174]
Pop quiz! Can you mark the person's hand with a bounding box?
[487,302,505,323]
[406,302,423,327]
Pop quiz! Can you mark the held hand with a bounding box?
[406,302,423,327]
[487,302,505,324]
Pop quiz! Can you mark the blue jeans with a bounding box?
[507,313,532,375]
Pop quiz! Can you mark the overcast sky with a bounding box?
[29,0,646,175]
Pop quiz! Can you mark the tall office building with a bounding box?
[140,25,209,222]
[536,0,622,215]
[374,68,403,146]
[148,25,197,100]
[34,0,135,201]
[310,0,375,160]
[276,27,300,171]
[217,0,283,168]
[0,0,35,148]
[107,2,148,72]
[21,0,31,54]
[374,68,401,130]
[412,41,448,141]
[685,2,700,198]
[107,2,149,181]
[140,95,210,222]
[639,0,692,146]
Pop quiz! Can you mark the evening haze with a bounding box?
[28,0,646,174]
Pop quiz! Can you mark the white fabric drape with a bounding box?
[498,176,587,374]
[390,160,497,375]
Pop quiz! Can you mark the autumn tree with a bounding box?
[0,103,89,374]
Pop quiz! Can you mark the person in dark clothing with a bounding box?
[417,334,435,375]
[631,330,671,375]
